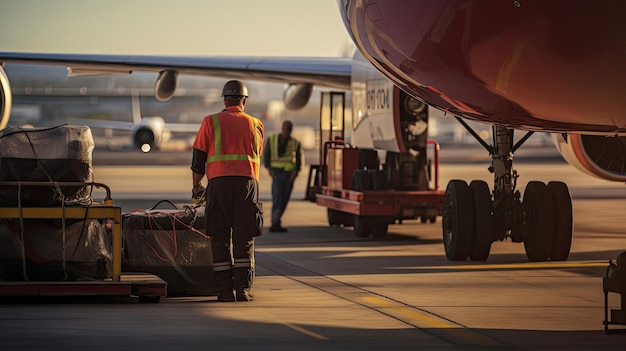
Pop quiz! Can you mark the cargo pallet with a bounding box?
[0,181,167,303]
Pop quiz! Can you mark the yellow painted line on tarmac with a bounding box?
[431,260,607,271]
[392,260,608,271]
[362,297,455,329]
[281,321,329,340]
[362,296,500,347]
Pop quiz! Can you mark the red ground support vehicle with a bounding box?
[307,91,444,238]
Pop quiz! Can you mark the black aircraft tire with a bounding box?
[469,180,493,261]
[523,181,554,262]
[442,180,474,261]
[548,181,572,261]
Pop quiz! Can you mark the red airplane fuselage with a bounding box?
[340,0,626,134]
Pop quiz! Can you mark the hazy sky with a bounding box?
[0,0,353,57]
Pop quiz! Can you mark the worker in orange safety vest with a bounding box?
[191,80,264,302]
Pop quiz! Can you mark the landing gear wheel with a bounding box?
[469,180,493,261]
[523,181,554,262]
[548,181,572,261]
[442,180,474,260]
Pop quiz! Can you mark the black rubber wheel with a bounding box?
[469,180,493,261]
[327,208,343,227]
[548,181,572,261]
[523,181,554,262]
[442,180,474,261]
[371,217,389,238]
[354,216,373,238]
[343,213,355,227]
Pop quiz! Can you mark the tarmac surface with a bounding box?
[1,144,626,350]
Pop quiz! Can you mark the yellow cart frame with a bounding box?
[0,181,166,303]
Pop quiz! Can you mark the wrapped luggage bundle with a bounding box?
[0,218,112,281]
[122,205,216,296]
[0,125,95,206]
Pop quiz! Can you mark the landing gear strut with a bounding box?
[442,122,572,262]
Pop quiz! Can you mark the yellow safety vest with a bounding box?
[269,134,299,171]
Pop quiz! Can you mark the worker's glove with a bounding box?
[192,184,206,205]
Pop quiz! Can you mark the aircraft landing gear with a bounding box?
[442,123,573,262]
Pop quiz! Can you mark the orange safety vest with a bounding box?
[192,106,264,180]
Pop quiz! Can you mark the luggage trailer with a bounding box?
[308,92,445,238]
[0,181,167,303]
[314,140,445,238]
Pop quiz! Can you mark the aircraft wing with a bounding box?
[0,52,352,90]
[64,118,135,131]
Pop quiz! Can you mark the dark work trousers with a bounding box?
[206,176,263,296]
[270,169,295,227]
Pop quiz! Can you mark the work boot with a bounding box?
[269,225,287,233]
[233,267,254,301]
[213,270,235,302]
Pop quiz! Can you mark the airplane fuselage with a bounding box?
[340,0,626,134]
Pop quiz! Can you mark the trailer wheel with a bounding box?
[371,218,389,238]
[354,216,373,238]
[328,208,343,226]
[328,208,355,227]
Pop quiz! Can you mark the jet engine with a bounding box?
[0,65,12,130]
[553,133,626,182]
[154,70,179,102]
[131,117,172,152]
[283,83,313,110]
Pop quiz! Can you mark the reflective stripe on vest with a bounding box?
[269,134,299,171]
[206,113,262,165]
